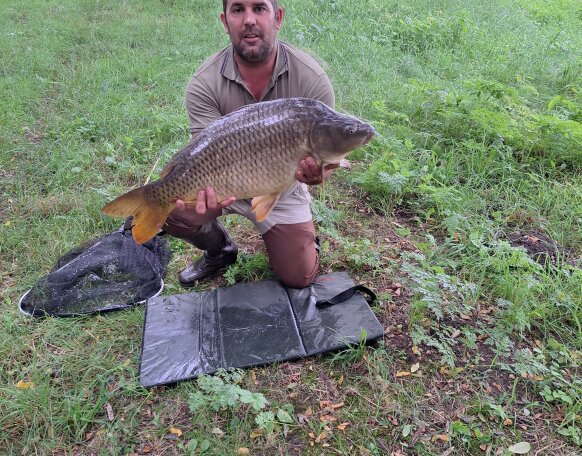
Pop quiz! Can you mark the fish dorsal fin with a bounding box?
[158,159,177,179]
[251,193,281,222]
[159,146,190,179]
[159,135,202,179]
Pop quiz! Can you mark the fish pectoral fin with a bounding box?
[339,158,351,169]
[251,193,281,222]
[102,186,172,244]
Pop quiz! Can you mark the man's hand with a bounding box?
[175,187,235,225]
[295,157,339,185]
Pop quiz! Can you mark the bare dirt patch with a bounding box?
[506,230,562,265]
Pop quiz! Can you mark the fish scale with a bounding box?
[103,97,375,244]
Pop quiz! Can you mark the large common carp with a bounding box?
[103,97,375,244]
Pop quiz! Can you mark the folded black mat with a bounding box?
[139,272,383,387]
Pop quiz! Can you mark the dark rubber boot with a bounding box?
[178,220,238,287]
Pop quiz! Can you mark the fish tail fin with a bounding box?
[251,193,281,222]
[102,186,172,244]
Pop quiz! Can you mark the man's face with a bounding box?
[221,0,284,64]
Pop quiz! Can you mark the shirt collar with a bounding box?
[221,41,288,83]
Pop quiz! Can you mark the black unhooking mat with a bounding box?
[139,272,383,387]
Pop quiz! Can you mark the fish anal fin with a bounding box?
[102,186,172,244]
[251,193,281,222]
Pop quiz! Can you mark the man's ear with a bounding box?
[220,12,229,33]
[275,7,284,30]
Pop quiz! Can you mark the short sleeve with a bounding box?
[184,76,222,136]
[306,73,335,109]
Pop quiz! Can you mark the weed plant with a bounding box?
[1,0,581,453]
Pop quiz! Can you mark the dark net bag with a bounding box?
[19,223,170,317]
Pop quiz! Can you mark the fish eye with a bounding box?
[346,125,358,135]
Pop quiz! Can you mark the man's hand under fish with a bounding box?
[174,157,338,216]
[174,187,235,224]
[296,157,340,185]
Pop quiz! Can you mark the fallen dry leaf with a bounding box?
[431,434,449,443]
[304,407,313,417]
[251,370,258,385]
[237,448,250,455]
[249,429,262,439]
[141,445,153,454]
[337,374,344,385]
[212,427,225,438]
[411,346,421,355]
[503,418,513,426]
[337,422,350,431]
[410,363,420,373]
[315,431,328,443]
[169,427,182,437]
[16,380,35,389]
[451,329,461,339]
[507,441,531,454]
[104,403,114,421]
[331,402,344,409]
[319,415,337,423]
[480,444,488,451]
[396,371,411,378]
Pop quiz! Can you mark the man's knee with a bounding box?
[262,221,319,288]
[275,257,319,289]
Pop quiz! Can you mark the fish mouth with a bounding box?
[363,127,376,145]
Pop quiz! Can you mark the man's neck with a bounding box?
[234,43,278,100]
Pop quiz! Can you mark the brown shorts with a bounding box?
[164,204,318,288]
[262,221,319,289]
[223,182,312,234]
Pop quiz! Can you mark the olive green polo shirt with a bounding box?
[185,40,335,135]
[183,41,335,233]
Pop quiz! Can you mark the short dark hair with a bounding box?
[222,0,279,14]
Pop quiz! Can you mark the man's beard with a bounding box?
[231,25,276,63]
[233,40,273,63]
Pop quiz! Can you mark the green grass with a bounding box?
[1,0,581,454]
